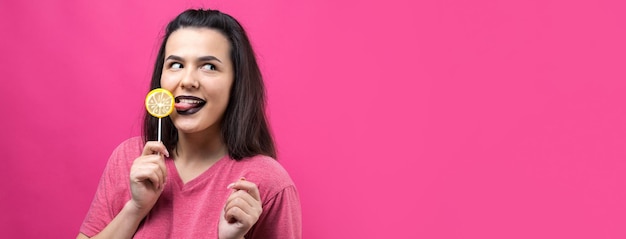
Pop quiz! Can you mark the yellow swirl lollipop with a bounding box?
[145,88,174,142]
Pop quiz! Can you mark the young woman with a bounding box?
[78,9,301,239]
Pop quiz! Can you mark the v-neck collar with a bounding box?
[166,155,229,191]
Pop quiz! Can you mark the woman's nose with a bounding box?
[180,69,199,89]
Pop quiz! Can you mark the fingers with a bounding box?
[227,179,261,201]
[141,141,170,157]
[225,190,259,214]
[224,205,257,225]
[223,179,263,225]
[132,142,168,190]
[140,141,168,189]
[127,142,170,214]
[130,154,167,190]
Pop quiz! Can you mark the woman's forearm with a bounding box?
[77,201,147,239]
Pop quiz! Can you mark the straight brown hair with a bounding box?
[143,9,276,160]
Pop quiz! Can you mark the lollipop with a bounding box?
[145,88,174,142]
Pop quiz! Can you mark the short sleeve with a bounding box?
[246,185,302,239]
[79,138,140,236]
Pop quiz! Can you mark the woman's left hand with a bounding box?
[218,178,263,239]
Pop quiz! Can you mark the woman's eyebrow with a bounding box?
[198,55,223,63]
[165,55,184,61]
[165,55,223,63]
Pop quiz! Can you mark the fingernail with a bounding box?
[227,183,235,189]
[240,177,246,181]
[165,151,170,158]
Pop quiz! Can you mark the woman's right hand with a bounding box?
[128,141,169,216]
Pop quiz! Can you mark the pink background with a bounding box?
[1,0,625,238]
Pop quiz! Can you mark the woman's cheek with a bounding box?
[160,75,177,90]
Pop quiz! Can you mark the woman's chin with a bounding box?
[174,122,220,136]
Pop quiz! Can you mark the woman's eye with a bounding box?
[170,62,183,69]
[202,64,216,71]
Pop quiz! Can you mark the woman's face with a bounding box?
[161,27,234,136]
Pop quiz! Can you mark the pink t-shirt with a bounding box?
[80,137,301,238]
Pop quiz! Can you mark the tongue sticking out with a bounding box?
[174,97,206,114]
[175,102,196,111]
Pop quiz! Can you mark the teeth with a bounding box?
[179,99,204,104]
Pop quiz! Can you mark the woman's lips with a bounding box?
[174,96,206,115]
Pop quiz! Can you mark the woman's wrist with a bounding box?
[123,200,151,221]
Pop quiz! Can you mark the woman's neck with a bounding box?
[174,127,227,164]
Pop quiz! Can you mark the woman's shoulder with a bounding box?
[112,136,144,156]
[230,155,297,197]
[238,155,287,171]
[106,136,144,166]
[238,155,292,179]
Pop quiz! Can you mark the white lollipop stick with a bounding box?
[158,117,162,142]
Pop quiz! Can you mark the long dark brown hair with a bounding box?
[142,9,276,160]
